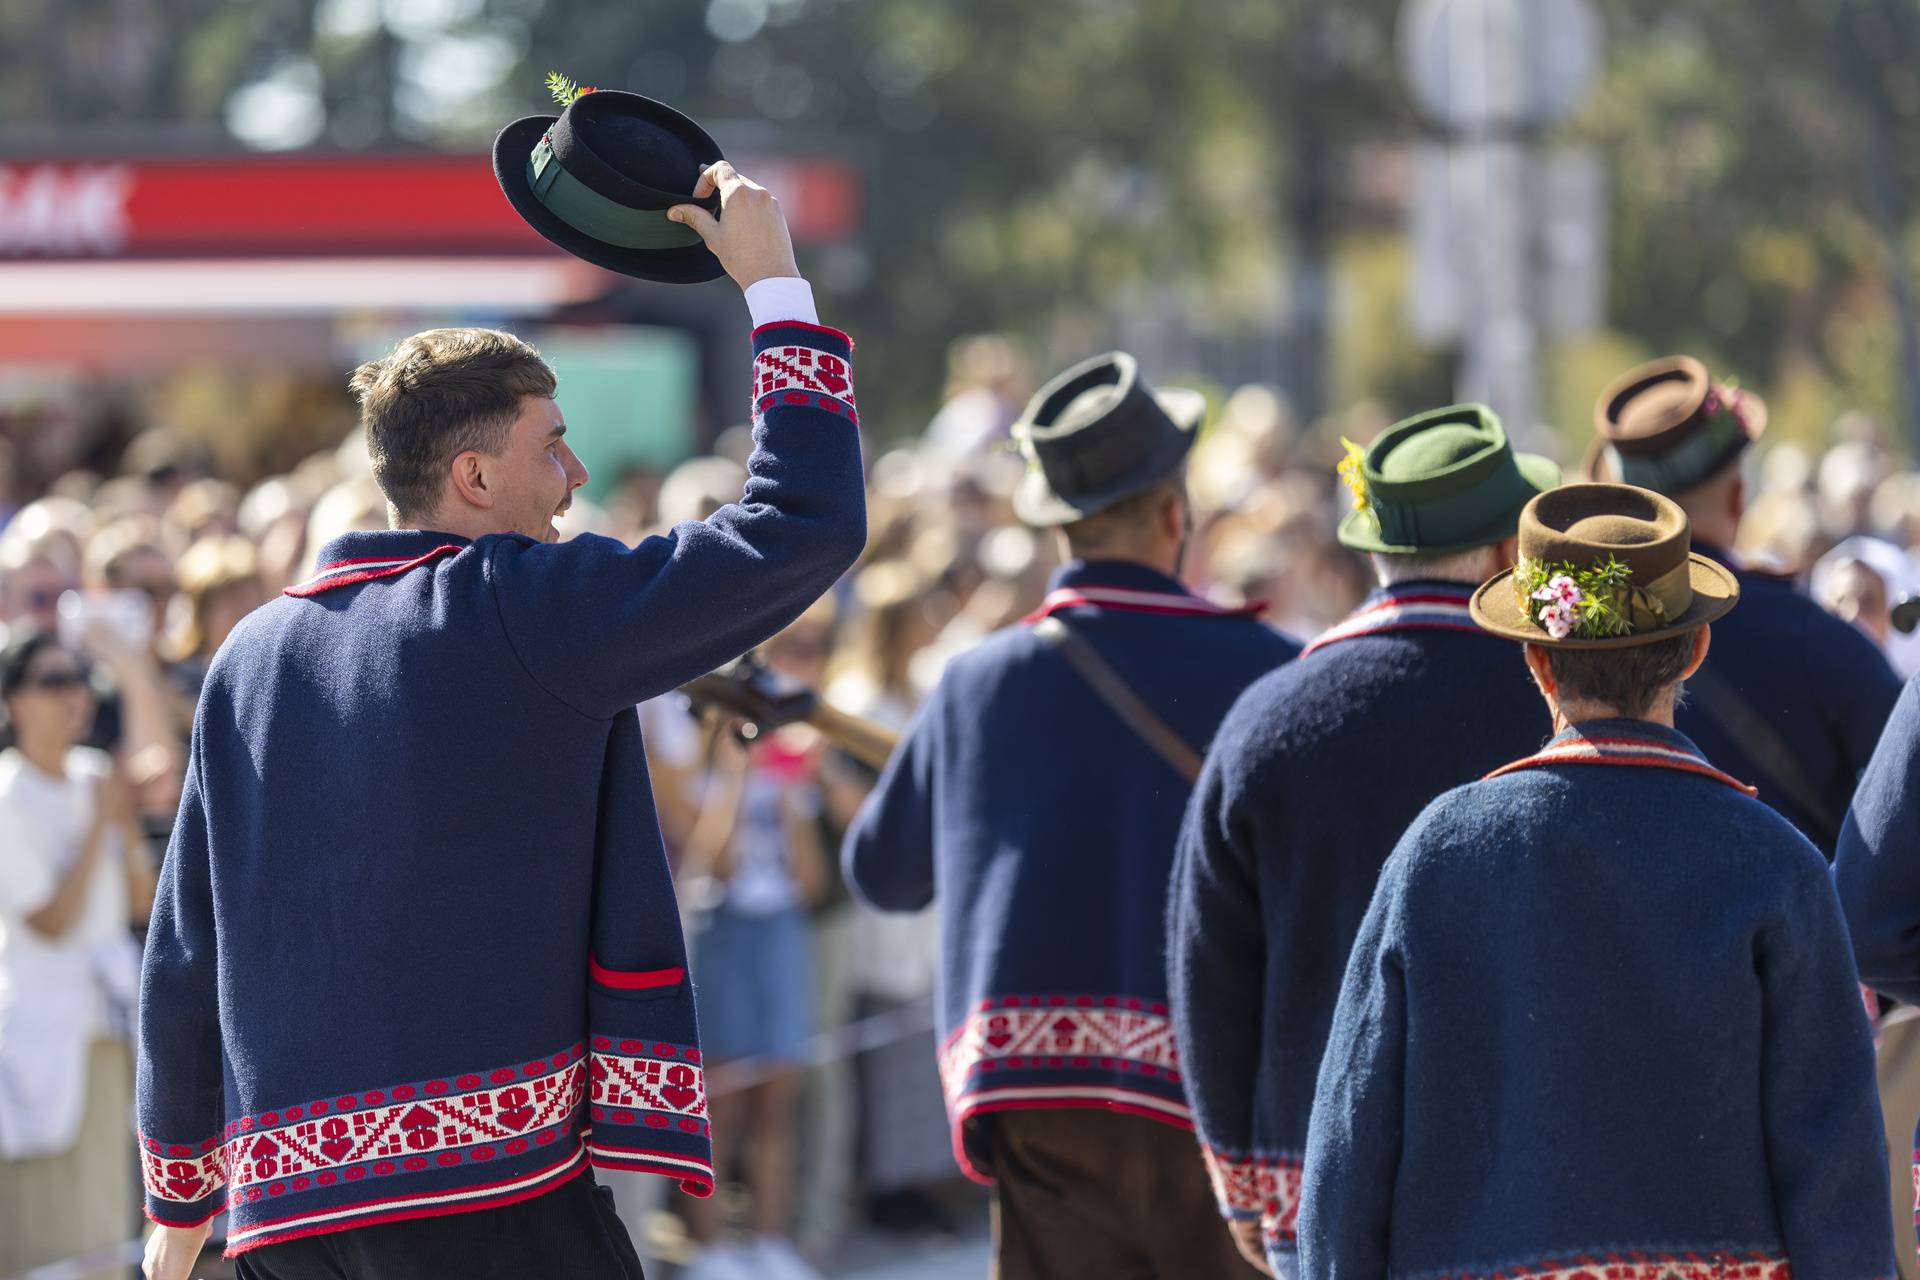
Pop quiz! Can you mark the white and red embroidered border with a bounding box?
[937,995,1189,1125]
[1427,1251,1790,1280]
[144,1040,709,1214]
[224,1143,588,1254]
[1487,735,1757,796]
[587,1038,708,1133]
[1201,1147,1302,1246]
[141,1140,225,1208]
[1024,586,1263,624]
[752,344,856,424]
[144,1047,592,1209]
[1301,588,1481,657]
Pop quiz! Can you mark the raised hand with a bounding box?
[667,161,800,291]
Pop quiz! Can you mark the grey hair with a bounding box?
[1370,547,1500,587]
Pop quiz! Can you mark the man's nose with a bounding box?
[564,444,590,491]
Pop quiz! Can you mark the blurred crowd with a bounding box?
[3,334,1919,1276]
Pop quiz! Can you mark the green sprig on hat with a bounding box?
[1512,554,1669,641]
[546,71,594,108]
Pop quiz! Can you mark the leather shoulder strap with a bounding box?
[1032,615,1204,785]
[1686,662,1841,845]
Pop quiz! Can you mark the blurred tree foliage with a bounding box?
[6,0,1920,447]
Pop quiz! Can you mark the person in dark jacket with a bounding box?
[1586,356,1899,855]
[136,164,865,1280]
[1835,672,1920,1264]
[1302,483,1891,1279]
[843,351,1297,1280]
[1167,404,1558,1277]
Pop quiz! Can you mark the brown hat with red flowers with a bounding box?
[1582,355,1767,494]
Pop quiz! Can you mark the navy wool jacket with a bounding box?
[841,560,1297,1182]
[1302,720,1892,1280]
[135,321,865,1254]
[1835,671,1920,1251]
[1675,544,1899,856]
[1168,582,1551,1274]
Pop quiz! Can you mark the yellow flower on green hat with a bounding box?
[1337,437,1376,529]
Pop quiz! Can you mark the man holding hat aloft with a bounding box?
[1167,404,1558,1278]
[1299,483,1891,1277]
[137,87,865,1280]
[843,352,1297,1279]
[1587,357,1899,856]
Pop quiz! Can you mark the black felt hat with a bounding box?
[493,89,726,284]
[1010,352,1206,527]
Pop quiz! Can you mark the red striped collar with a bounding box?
[1301,583,1482,656]
[1487,732,1757,795]
[1024,585,1264,624]
[284,544,463,597]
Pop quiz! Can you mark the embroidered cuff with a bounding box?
[585,1036,713,1197]
[1200,1146,1303,1244]
[744,276,819,327]
[140,1133,227,1226]
[752,338,856,427]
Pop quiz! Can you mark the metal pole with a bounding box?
[1466,0,1537,440]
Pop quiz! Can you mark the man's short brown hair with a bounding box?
[350,328,557,521]
[1544,631,1697,719]
[1060,469,1188,555]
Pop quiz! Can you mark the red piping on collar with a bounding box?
[1486,734,1757,795]
[1024,586,1264,624]
[1300,587,1483,657]
[283,545,463,598]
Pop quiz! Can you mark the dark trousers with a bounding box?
[233,1170,645,1280]
[982,1108,1267,1280]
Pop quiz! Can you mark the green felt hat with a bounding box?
[1336,404,1561,555]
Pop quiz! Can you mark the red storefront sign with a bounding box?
[0,152,858,259]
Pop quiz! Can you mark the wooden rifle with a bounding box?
[677,653,899,771]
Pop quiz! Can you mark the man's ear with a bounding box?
[1729,473,1746,524]
[1683,624,1711,679]
[1523,642,1557,701]
[447,450,495,511]
[1488,535,1519,579]
[1163,487,1189,544]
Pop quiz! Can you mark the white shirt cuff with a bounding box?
[744,277,819,328]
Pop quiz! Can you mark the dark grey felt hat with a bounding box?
[1010,352,1205,527]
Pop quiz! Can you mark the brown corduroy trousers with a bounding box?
[981,1108,1270,1280]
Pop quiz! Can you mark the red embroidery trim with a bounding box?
[750,319,853,349]
[751,343,858,427]
[223,1145,588,1255]
[1300,587,1483,657]
[582,1136,715,1197]
[1430,1252,1790,1280]
[587,956,686,990]
[937,995,1191,1183]
[1487,734,1757,795]
[1201,1146,1303,1246]
[283,545,462,597]
[1024,586,1264,624]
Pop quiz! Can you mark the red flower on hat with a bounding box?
[1701,382,1751,433]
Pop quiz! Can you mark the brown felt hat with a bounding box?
[1582,355,1767,493]
[1470,482,1739,649]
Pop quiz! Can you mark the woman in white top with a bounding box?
[0,628,154,1273]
